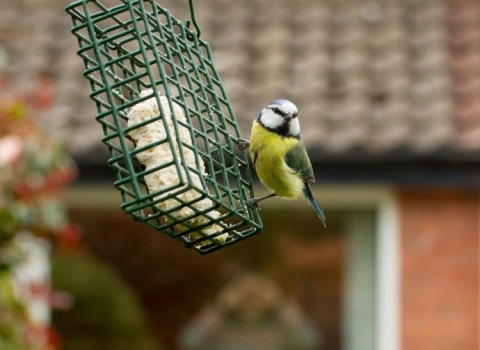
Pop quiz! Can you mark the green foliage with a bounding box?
[0,268,27,350]
[51,252,162,350]
[0,73,68,350]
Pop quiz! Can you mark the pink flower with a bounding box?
[0,135,23,166]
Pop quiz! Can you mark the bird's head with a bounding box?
[257,99,300,138]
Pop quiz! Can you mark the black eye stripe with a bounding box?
[271,107,286,116]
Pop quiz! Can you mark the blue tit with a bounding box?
[238,99,326,227]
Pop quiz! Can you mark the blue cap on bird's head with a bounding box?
[269,99,289,106]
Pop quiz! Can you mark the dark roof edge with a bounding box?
[307,145,480,163]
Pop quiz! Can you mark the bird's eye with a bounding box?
[272,107,285,116]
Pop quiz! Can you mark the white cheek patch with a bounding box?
[260,109,284,130]
[289,118,301,136]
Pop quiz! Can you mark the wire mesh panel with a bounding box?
[65,0,262,254]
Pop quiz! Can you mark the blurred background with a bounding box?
[1,0,480,349]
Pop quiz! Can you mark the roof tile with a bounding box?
[0,0,475,160]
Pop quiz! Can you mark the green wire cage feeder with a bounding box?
[65,0,263,254]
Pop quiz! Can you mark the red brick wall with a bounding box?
[400,189,479,350]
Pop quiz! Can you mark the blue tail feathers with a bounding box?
[303,183,326,227]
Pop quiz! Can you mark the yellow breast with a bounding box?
[249,121,304,199]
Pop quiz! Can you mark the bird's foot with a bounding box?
[247,193,277,208]
[237,139,250,150]
[247,198,259,208]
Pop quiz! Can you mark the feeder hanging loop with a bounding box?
[186,0,201,39]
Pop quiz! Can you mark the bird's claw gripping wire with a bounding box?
[237,139,250,150]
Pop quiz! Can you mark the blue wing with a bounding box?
[284,140,315,181]
[285,141,326,226]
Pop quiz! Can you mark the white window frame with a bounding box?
[316,184,401,350]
